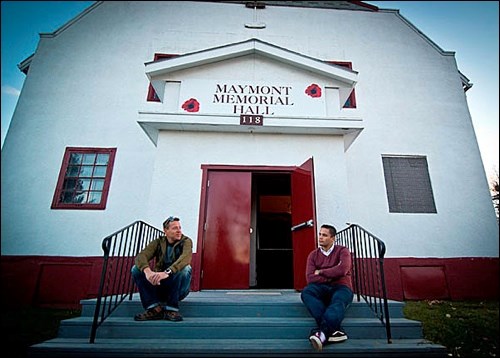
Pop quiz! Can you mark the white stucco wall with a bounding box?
[1,1,497,258]
[340,11,498,257]
[146,131,350,253]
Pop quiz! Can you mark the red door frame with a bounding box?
[192,162,316,291]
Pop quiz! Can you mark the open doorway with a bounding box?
[198,158,316,291]
[251,173,293,289]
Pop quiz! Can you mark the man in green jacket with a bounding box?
[131,216,193,321]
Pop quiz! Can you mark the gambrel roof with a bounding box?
[16,1,472,92]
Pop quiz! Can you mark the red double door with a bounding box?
[200,158,317,291]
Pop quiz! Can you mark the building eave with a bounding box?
[145,38,358,86]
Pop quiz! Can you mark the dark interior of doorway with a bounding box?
[252,173,293,289]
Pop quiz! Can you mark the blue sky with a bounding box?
[1,1,499,182]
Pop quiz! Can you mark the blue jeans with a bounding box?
[131,265,192,312]
[301,283,354,337]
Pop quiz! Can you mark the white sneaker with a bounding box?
[329,330,348,343]
[309,331,325,351]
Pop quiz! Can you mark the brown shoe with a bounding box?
[164,310,183,321]
[134,305,164,321]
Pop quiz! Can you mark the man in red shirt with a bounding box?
[301,224,354,351]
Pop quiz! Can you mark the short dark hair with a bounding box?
[163,216,179,229]
[321,224,337,237]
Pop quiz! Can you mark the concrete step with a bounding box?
[57,316,424,340]
[28,338,448,357]
[28,290,448,358]
[81,291,406,319]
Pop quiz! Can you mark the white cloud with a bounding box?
[2,85,21,96]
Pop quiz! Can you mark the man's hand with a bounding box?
[314,269,321,275]
[144,268,169,285]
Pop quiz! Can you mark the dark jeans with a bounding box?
[301,283,354,337]
[131,264,192,312]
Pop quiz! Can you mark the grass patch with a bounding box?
[403,300,499,357]
[1,306,81,358]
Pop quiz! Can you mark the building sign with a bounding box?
[179,80,326,117]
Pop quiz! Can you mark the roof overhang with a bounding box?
[145,38,358,87]
[137,112,363,152]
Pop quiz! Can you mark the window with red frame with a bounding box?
[329,61,357,108]
[51,147,116,210]
[147,54,178,102]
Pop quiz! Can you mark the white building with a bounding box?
[1,1,498,307]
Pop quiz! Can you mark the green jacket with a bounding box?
[134,234,193,274]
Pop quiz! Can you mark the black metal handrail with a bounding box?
[89,220,163,343]
[336,223,392,344]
